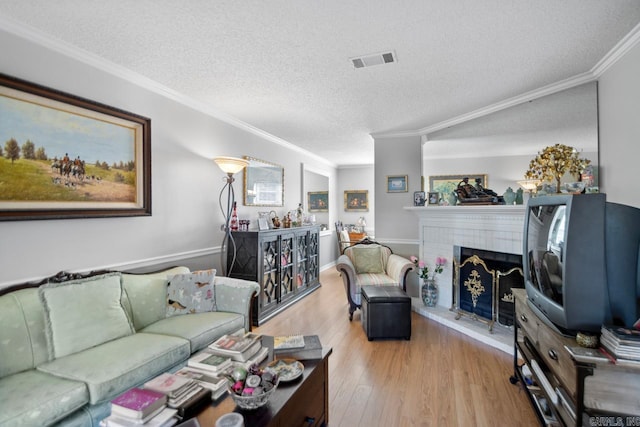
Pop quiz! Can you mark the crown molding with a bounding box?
[373,23,640,140]
[0,14,336,168]
[337,163,374,169]
[591,22,640,77]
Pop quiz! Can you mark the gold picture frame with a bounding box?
[386,175,408,192]
[344,190,368,212]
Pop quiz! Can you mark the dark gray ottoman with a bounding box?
[361,285,411,341]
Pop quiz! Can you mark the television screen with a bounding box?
[523,194,608,334]
[526,204,566,307]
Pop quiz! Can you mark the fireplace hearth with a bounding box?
[453,246,523,331]
[406,204,526,353]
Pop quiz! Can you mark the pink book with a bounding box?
[111,387,167,419]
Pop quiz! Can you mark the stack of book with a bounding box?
[600,325,640,366]
[175,366,229,400]
[207,331,263,362]
[271,334,323,360]
[102,387,178,427]
[144,373,212,419]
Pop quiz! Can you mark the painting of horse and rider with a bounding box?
[0,73,150,220]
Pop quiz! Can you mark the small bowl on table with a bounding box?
[227,365,279,410]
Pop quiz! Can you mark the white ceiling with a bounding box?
[1,1,640,166]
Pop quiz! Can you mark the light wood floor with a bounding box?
[254,269,540,427]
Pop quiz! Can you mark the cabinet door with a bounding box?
[295,229,319,291]
[278,232,296,303]
[295,230,309,290]
[307,229,319,285]
[260,234,280,316]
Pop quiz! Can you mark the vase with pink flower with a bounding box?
[410,256,447,307]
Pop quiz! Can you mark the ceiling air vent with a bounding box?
[350,50,397,69]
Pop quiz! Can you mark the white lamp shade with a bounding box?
[214,156,249,175]
[517,179,541,191]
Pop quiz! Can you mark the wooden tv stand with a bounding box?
[511,289,640,426]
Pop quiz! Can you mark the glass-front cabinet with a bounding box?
[228,225,320,326]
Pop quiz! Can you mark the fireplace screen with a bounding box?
[453,247,523,331]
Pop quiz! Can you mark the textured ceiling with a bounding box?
[1,1,640,166]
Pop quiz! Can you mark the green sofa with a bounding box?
[0,267,259,427]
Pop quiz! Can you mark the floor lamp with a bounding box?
[214,156,249,277]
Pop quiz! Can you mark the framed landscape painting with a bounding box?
[429,174,487,197]
[0,73,151,221]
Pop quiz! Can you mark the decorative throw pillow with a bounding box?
[352,246,385,274]
[39,272,135,359]
[166,269,216,317]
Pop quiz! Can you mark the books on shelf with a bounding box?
[208,331,263,361]
[273,334,305,350]
[110,387,167,420]
[270,335,323,360]
[600,325,640,363]
[187,351,232,373]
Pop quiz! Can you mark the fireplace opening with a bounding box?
[453,246,524,330]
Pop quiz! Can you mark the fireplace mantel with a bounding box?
[404,205,526,353]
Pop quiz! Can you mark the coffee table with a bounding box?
[195,337,332,427]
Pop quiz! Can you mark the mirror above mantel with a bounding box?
[422,81,599,196]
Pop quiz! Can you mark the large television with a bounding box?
[523,193,640,335]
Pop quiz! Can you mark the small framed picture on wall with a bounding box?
[386,175,408,193]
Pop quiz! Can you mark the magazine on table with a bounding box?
[208,333,263,361]
[187,351,232,373]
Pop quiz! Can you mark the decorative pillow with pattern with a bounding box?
[166,269,216,317]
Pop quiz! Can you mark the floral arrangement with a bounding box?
[410,256,447,280]
[524,143,590,193]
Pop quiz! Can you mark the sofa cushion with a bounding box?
[142,311,245,353]
[352,246,385,274]
[0,288,50,378]
[0,369,88,427]
[39,272,135,359]
[121,266,191,331]
[37,332,190,405]
[166,269,217,317]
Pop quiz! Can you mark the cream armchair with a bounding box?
[336,239,414,320]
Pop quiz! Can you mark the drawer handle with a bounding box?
[305,416,316,426]
[520,314,528,323]
[548,349,558,360]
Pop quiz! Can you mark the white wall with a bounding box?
[336,165,374,232]
[0,28,337,287]
[598,41,640,208]
[373,135,422,243]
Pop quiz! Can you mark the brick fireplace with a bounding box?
[406,205,526,353]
